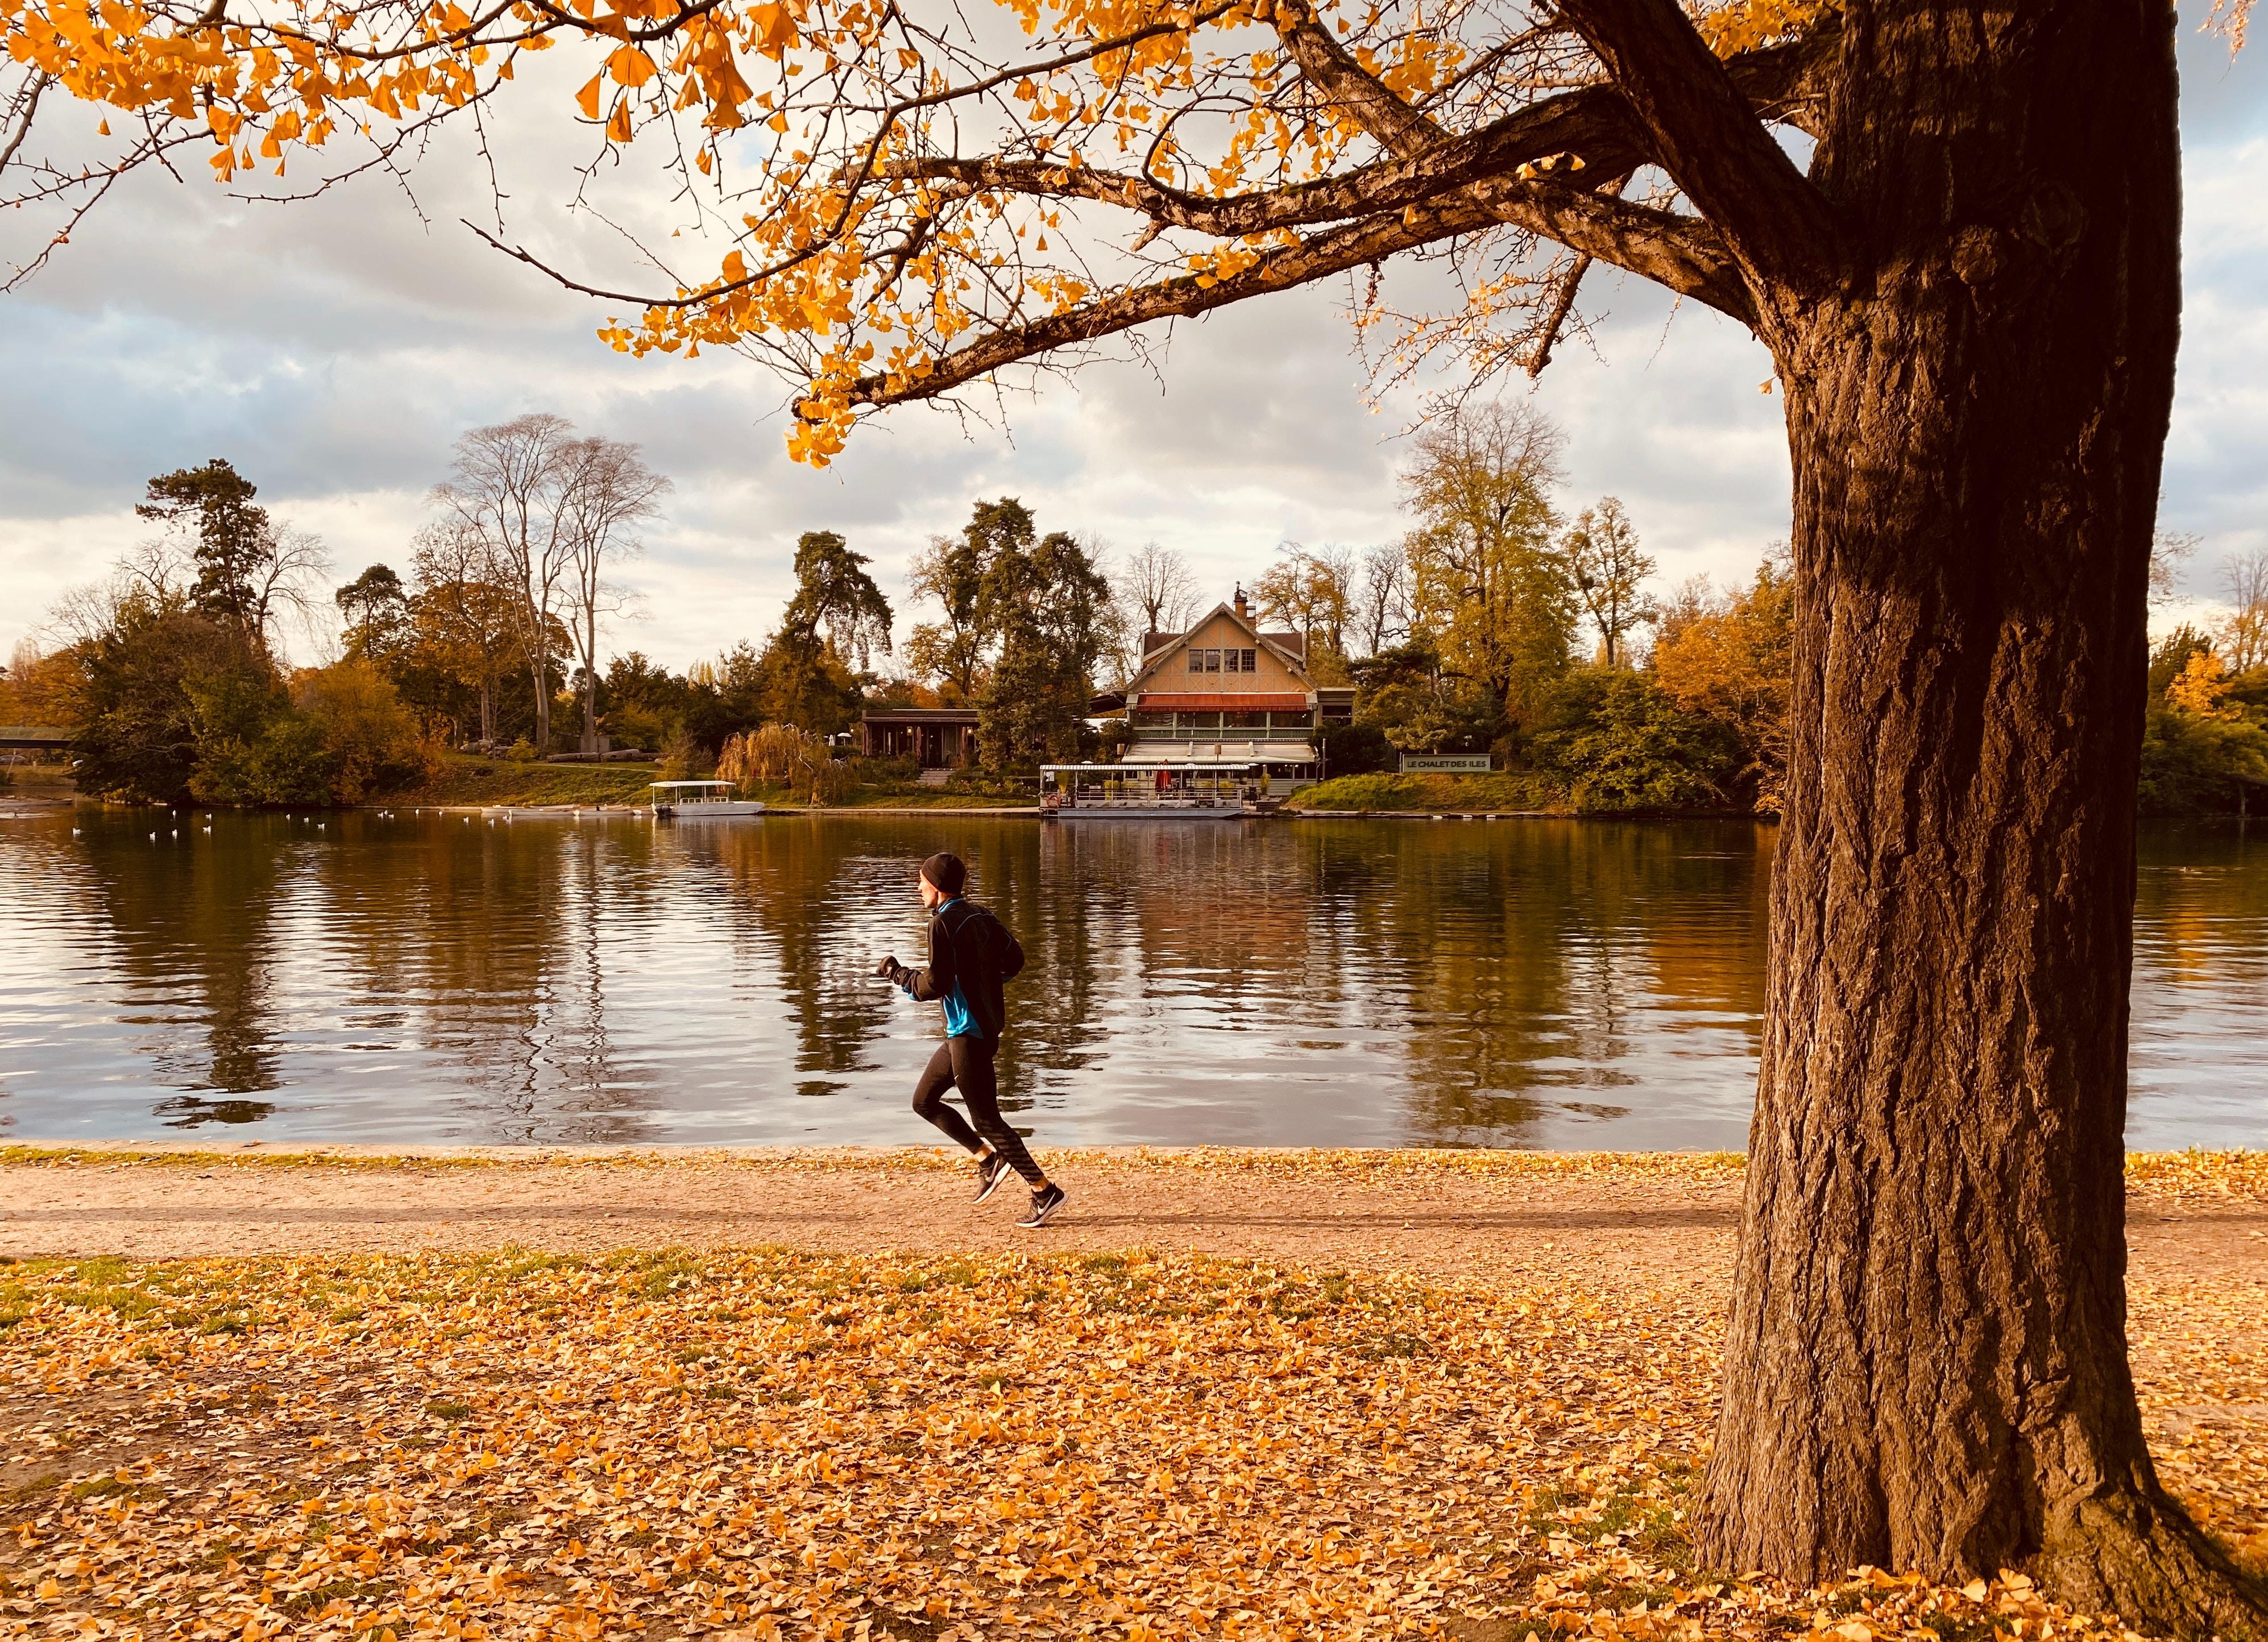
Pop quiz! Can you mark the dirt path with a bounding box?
[4,1145,2259,1296]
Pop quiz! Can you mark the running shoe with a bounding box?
[973,1152,1015,1203]
[1016,1183,1067,1229]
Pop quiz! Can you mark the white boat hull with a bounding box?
[655,801,767,818]
[1050,804,1250,819]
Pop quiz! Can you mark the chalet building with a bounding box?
[858,706,978,768]
[1121,589,1354,791]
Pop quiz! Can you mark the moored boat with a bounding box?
[649,779,766,818]
[1040,761,1258,819]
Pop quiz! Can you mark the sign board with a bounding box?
[1399,754,1492,774]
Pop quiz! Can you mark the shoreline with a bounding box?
[19,794,1792,820]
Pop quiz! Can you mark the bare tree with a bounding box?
[2149,529,2199,608]
[2222,548,2268,675]
[252,524,335,660]
[437,414,579,752]
[1352,544,1411,658]
[558,438,669,754]
[1561,497,1656,668]
[1120,542,1200,652]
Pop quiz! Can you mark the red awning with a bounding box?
[1133,693,1312,711]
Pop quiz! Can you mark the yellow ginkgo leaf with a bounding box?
[607,45,654,86]
[607,99,634,142]
[748,2,793,52]
[575,71,604,119]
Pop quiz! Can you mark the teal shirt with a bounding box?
[940,980,978,1039]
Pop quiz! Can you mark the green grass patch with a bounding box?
[271,1578,396,1616]
[391,753,661,808]
[1288,770,1570,814]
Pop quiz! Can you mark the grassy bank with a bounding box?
[741,778,1040,811]
[1288,771,1784,818]
[388,752,663,807]
[0,765,76,804]
[386,754,1038,811]
[1289,770,1570,814]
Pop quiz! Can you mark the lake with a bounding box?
[2,808,2262,1151]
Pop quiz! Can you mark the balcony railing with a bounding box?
[1129,712,1316,735]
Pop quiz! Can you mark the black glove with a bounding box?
[872,955,903,982]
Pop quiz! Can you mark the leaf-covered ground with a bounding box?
[2,1240,2262,1642]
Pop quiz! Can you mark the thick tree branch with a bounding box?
[1525,171,1631,376]
[1473,177,1749,316]
[880,27,1827,239]
[846,191,1506,409]
[1273,0,1445,159]
[844,167,1751,413]
[1527,254,1591,376]
[1554,0,1840,293]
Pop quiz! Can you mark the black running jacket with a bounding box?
[901,898,1026,1042]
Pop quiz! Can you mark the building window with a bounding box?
[1223,710,1270,729]
[1229,648,1256,672]
[1186,649,1203,672]
[1132,709,1175,729]
[1177,711,1221,733]
[1270,710,1316,731]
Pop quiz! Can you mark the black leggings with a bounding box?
[911,1036,1045,1187]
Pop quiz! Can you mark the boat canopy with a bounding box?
[1041,760,1261,774]
[649,780,736,791]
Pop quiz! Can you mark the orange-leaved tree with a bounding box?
[5,0,2264,1629]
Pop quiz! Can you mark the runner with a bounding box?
[873,851,1067,1228]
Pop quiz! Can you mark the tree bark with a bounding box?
[1699,6,2267,1633]
[530,653,552,753]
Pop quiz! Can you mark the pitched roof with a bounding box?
[1144,627,1306,658]
[1124,603,1315,698]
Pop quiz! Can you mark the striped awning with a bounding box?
[1132,693,1312,711]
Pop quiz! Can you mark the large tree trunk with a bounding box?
[1698,6,2267,1634]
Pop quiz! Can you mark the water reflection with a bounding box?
[1,810,2260,1149]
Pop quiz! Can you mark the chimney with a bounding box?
[1233,586,1249,621]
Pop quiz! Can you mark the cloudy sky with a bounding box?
[3,24,2263,673]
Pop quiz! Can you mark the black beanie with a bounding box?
[920,852,968,897]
